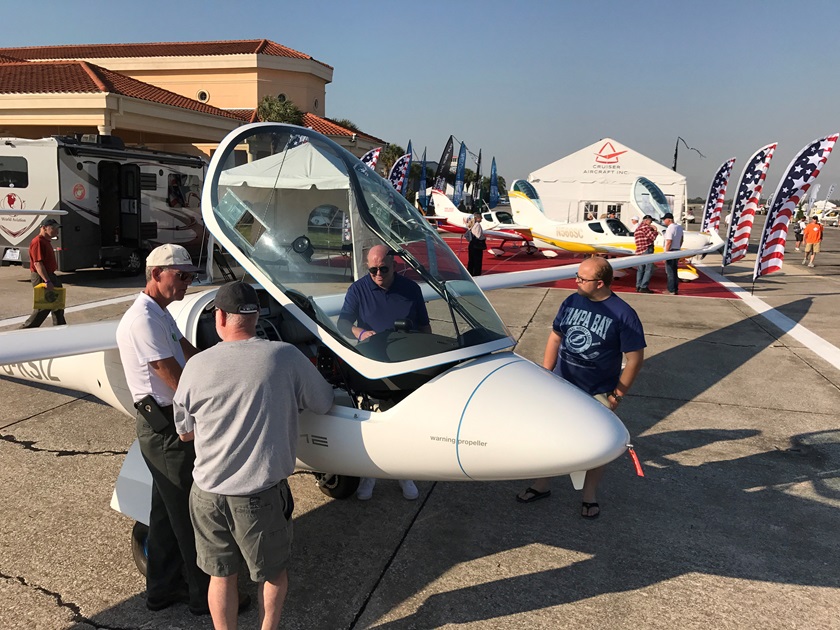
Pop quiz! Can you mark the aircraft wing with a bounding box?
[0,321,119,365]
[531,232,636,256]
[0,209,67,215]
[474,234,723,292]
[484,228,532,242]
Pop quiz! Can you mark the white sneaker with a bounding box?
[808,263,815,268]
[399,479,419,500]
[795,247,800,251]
[802,259,808,265]
[356,477,376,500]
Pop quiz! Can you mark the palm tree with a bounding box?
[256,95,305,126]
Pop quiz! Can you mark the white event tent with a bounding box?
[528,138,688,223]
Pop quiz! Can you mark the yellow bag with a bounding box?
[33,283,66,310]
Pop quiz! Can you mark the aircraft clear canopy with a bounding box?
[206,124,511,370]
[632,177,671,222]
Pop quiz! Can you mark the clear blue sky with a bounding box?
[5,0,840,198]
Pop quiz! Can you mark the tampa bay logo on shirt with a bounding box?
[561,308,614,357]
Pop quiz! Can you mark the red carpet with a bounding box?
[443,237,734,299]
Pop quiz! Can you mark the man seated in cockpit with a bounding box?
[337,244,431,342]
[337,244,429,502]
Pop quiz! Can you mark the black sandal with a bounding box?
[516,487,551,503]
[581,501,600,519]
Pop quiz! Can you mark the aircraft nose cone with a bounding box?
[455,357,629,480]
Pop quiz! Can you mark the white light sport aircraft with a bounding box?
[0,124,722,561]
[507,179,715,266]
[427,190,539,256]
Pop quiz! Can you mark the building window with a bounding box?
[607,204,621,214]
[314,98,319,111]
[196,90,210,103]
[277,93,287,102]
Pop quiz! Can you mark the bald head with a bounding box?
[580,256,613,287]
[367,244,391,262]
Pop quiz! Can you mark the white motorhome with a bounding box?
[0,135,207,273]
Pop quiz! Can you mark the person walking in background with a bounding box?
[516,256,646,519]
[20,218,66,329]
[662,212,684,295]
[465,212,487,276]
[793,216,805,251]
[633,215,657,294]
[802,215,824,267]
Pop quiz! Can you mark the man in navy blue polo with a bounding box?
[338,244,430,501]
[338,244,431,342]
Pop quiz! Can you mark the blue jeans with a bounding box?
[635,245,654,289]
[665,259,679,293]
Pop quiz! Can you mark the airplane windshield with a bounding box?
[206,125,510,366]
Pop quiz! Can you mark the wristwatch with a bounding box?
[609,392,623,403]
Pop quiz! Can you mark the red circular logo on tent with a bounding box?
[73,184,86,200]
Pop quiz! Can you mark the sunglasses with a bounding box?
[368,265,390,276]
[167,269,196,283]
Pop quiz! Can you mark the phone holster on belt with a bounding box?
[135,395,172,432]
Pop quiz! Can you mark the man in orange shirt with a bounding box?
[21,218,66,328]
[802,216,824,268]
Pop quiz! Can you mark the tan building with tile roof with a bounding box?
[0,39,383,158]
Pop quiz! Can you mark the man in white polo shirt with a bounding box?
[116,244,227,615]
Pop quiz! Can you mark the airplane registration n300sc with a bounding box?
[0,124,722,533]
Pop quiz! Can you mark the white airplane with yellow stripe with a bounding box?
[507,179,714,258]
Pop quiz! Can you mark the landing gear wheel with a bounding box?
[131,521,149,577]
[123,249,147,276]
[315,473,360,499]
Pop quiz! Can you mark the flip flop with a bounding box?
[581,501,600,519]
[516,487,551,503]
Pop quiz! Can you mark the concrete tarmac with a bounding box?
[1,227,839,629]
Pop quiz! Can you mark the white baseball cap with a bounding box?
[146,244,200,271]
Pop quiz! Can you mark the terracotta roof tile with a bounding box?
[224,109,384,143]
[0,61,241,120]
[0,53,23,63]
[0,39,332,70]
[303,113,385,144]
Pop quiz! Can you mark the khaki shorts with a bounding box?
[804,242,820,253]
[190,480,294,581]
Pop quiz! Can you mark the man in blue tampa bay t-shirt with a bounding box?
[516,256,646,519]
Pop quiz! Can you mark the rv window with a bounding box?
[0,156,28,188]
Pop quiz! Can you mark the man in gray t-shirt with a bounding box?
[174,281,333,629]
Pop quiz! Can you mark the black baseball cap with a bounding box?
[40,218,60,228]
[662,212,674,220]
[642,214,653,220]
[214,281,259,314]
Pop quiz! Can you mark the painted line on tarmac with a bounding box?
[0,293,138,328]
[698,264,840,372]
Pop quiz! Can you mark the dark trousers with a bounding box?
[21,272,66,328]
[665,259,679,294]
[136,412,209,606]
[467,242,484,276]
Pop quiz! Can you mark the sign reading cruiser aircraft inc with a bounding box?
[528,138,688,223]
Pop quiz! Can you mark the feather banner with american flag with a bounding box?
[721,143,777,267]
[361,147,382,170]
[753,133,838,281]
[700,158,736,234]
[388,148,412,196]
